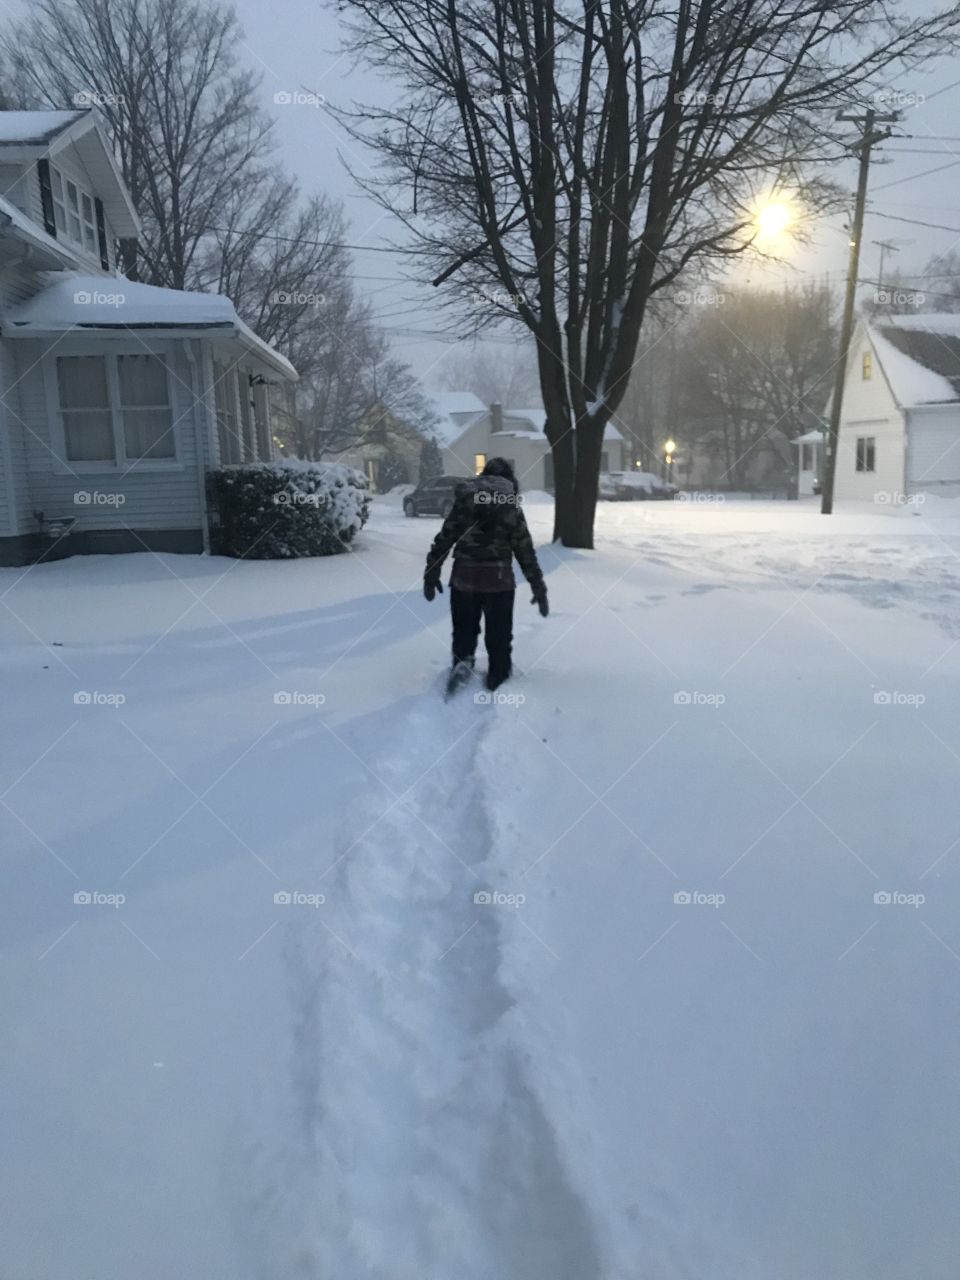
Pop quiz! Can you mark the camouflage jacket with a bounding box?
[425,475,544,590]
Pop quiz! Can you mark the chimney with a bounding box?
[491,401,504,434]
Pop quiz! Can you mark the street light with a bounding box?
[663,438,676,483]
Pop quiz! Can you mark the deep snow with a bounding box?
[3,495,960,1279]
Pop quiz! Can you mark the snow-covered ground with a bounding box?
[3,494,960,1279]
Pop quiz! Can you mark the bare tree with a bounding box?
[4,0,272,287]
[678,283,835,487]
[333,0,960,546]
[438,339,542,406]
[278,285,432,460]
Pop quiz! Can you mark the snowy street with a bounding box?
[4,495,960,1279]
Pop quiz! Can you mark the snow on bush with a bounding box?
[208,460,370,558]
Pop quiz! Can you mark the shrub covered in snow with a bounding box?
[208,461,370,558]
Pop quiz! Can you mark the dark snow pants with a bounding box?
[450,587,515,682]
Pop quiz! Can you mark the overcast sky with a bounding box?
[22,0,960,390]
[221,0,960,387]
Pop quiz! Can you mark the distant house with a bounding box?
[0,109,297,565]
[791,429,824,496]
[428,392,625,489]
[831,313,960,505]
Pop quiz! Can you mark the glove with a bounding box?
[424,573,443,602]
[530,582,549,617]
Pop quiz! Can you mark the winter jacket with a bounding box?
[425,475,544,593]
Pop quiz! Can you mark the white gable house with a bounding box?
[833,314,960,507]
[429,393,625,490]
[0,109,297,565]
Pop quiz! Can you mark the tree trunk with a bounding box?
[548,421,577,544]
[551,419,603,549]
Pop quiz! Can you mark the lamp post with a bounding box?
[663,438,676,484]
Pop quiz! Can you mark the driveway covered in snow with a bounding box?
[3,495,960,1279]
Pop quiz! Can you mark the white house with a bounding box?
[832,313,960,506]
[791,428,824,496]
[0,109,297,565]
[428,392,625,489]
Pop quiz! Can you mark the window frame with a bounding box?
[855,435,876,473]
[49,164,100,256]
[46,347,180,473]
[861,351,873,380]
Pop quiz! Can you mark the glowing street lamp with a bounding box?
[663,437,677,482]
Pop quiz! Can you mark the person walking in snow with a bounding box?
[423,457,548,693]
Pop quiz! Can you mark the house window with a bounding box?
[601,451,609,472]
[855,436,876,472]
[474,452,486,475]
[56,354,174,464]
[57,356,113,462]
[214,362,241,463]
[862,351,872,380]
[801,443,813,471]
[50,166,99,255]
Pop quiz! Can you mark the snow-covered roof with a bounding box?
[0,110,87,144]
[0,194,81,271]
[0,109,141,238]
[3,273,297,381]
[867,317,960,406]
[791,429,825,445]
[424,391,488,445]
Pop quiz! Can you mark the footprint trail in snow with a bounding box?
[260,693,603,1279]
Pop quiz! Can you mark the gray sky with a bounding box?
[19,0,960,388]
[227,0,960,385]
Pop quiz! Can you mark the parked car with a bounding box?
[599,471,680,501]
[403,475,470,517]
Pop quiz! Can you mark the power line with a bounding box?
[871,157,960,191]
[869,210,960,234]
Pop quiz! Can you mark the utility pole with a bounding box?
[821,108,898,515]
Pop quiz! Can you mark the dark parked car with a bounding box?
[403,475,470,518]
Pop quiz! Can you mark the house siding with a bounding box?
[0,261,48,536]
[834,333,905,504]
[441,414,624,490]
[2,150,115,273]
[11,336,204,533]
[905,407,960,499]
